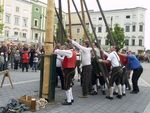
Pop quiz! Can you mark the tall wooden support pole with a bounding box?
[96,0,115,46]
[67,0,72,38]
[42,0,55,101]
[80,0,86,41]
[58,0,63,44]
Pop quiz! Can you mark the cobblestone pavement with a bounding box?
[0,63,150,113]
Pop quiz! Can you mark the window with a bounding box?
[5,30,9,37]
[132,39,135,46]
[5,14,10,23]
[77,28,80,33]
[23,18,28,27]
[16,6,19,12]
[126,15,130,19]
[98,27,102,33]
[139,39,142,46]
[23,33,27,38]
[35,33,38,40]
[34,19,38,27]
[139,25,143,32]
[99,17,102,20]
[125,26,130,32]
[132,25,136,32]
[125,39,129,46]
[14,16,19,25]
[14,32,18,36]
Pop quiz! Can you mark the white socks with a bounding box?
[65,90,71,103]
[118,84,122,95]
[109,87,114,97]
[93,85,97,92]
[69,87,74,100]
[122,84,126,94]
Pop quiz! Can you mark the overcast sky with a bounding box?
[42,0,150,49]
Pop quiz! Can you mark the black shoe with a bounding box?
[116,95,122,99]
[122,93,126,96]
[130,91,139,94]
[106,96,113,100]
[89,91,98,95]
[113,92,118,95]
[97,86,101,89]
[102,91,106,95]
[65,99,74,103]
[62,101,72,105]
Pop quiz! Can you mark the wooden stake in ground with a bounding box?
[42,0,55,100]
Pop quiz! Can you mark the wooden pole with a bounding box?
[67,0,72,38]
[55,7,67,38]
[72,0,110,88]
[80,0,86,41]
[58,0,63,44]
[96,0,116,46]
[42,0,54,100]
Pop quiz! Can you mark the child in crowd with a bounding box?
[32,53,39,72]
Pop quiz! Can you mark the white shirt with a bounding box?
[54,49,72,58]
[56,55,64,67]
[72,40,92,66]
[76,52,81,61]
[107,51,120,68]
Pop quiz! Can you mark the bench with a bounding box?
[0,70,13,88]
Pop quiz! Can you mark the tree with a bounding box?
[107,24,125,49]
[0,24,4,34]
[55,23,67,44]
[0,5,4,34]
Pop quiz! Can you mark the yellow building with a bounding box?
[66,11,91,43]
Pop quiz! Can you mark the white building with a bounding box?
[1,0,32,42]
[89,7,146,54]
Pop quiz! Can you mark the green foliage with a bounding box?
[55,23,67,44]
[107,24,125,49]
[0,5,4,13]
[0,24,4,34]
[82,28,95,43]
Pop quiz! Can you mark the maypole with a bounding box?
[40,0,56,102]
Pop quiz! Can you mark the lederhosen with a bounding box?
[109,52,123,86]
[63,68,75,90]
[109,66,123,86]
[62,50,76,90]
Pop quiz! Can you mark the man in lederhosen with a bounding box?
[101,46,123,100]
[54,43,76,105]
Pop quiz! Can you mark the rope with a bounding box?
[36,98,48,110]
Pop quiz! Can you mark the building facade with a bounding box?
[0,0,32,42]
[66,11,90,43]
[0,0,4,36]
[89,7,146,54]
[30,0,47,44]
